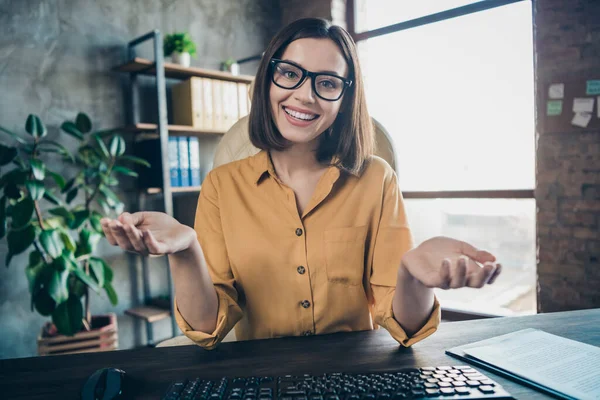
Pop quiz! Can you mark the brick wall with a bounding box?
[534,0,600,312]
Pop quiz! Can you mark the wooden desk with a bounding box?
[1,308,598,399]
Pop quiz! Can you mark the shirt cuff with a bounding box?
[174,287,237,350]
[375,289,441,347]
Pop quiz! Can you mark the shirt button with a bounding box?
[297,266,306,274]
[301,300,311,308]
[295,228,303,236]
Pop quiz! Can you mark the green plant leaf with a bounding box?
[25,251,44,292]
[112,165,138,177]
[71,264,100,293]
[70,275,87,298]
[99,185,120,204]
[49,206,75,222]
[25,180,45,201]
[25,114,47,138]
[0,125,28,145]
[68,209,89,230]
[34,289,56,316]
[11,196,34,228]
[40,229,64,259]
[108,135,125,157]
[0,168,27,189]
[89,257,105,287]
[89,214,103,234]
[91,257,113,284]
[46,170,66,189]
[30,159,46,180]
[59,229,77,252]
[75,228,100,258]
[43,190,61,206]
[47,267,69,304]
[38,140,74,162]
[104,282,118,306]
[93,134,110,159]
[60,121,84,140]
[4,183,21,199]
[75,113,92,133]
[102,174,119,186]
[51,295,83,336]
[0,144,18,166]
[66,187,78,204]
[0,196,6,239]
[6,224,35,265]
[119,154,150,168]
[61,178,75,194]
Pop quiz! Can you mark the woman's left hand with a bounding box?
[400,236,502,290]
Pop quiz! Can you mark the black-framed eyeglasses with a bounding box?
[269,58,353,101]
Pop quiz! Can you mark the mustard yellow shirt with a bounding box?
[175,150,440,350]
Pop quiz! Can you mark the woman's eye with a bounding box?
[319,80,337,89]
[283,70,298,79]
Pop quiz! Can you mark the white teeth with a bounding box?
[284,107,317,121]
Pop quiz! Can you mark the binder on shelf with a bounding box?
[172,77,204,128]
[202,78,214,130]
[188,137,201,186]
[168,136,180,187]
[177,136,190,187]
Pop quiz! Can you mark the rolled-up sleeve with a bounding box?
[174,170,243,350]
[369,170,441,346]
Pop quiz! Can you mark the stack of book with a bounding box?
[172,77,251,131]
[136,136,202,189]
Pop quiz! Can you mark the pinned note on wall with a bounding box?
[573,98,595,113]
[548,83,564,99]
[586,80,600,95]
[571,112,592,128]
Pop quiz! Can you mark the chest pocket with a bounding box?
[324,226,368,286]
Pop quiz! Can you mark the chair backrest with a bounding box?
[213,115,399,172]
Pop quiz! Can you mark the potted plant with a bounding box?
[163,32,197,67]
[220,58,240,75]
[0,113,150,355]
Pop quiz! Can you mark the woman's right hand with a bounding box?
[100,211,197,257]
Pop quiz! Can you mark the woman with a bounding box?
[101,18,501,350]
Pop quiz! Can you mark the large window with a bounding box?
[354,1,536,315]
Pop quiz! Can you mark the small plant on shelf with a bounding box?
[163,32,197,67]
[0,113,150,336]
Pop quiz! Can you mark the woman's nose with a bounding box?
[293,77,316,103]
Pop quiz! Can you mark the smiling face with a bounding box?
[269,38,349,149]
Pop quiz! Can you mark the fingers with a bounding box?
[448,256,468,289]
[121,221,149,255]
[100,218,118,246]
[142,229,166,255]
[118,211,144,226]
[458,240,496,263]
[488,263,502,284]
[466,261,497,288]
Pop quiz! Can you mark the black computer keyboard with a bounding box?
[162,366,513,400]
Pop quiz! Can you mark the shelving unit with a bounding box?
[113,30,253,346]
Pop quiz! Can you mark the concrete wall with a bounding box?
[0,0,279,359]
[534,0,600,311]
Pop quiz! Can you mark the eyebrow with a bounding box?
[281,59,345,77]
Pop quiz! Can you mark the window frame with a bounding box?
[347,0,535,319]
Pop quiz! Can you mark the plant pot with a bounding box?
[171,52,191,67]
[37,313,118,356]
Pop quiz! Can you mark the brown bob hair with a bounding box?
[249,18,374,175]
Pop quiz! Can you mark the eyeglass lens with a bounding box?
[273,61,344,100]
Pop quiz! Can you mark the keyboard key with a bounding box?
[455,387,471,395]
[440,388,455,395]
[479,385,496,393]
[480,379,495,386]
[466,380,480,387]
[425,388,440,396]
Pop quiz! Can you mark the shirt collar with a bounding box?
[252,150,341,186]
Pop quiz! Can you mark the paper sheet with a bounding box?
[572,112,592,128]
[549,83,565,99]
[573,98,595,113]
[462,329,600,400]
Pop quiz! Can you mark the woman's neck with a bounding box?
[270,144,324,181]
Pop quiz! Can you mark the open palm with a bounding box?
[401,236,501,290]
